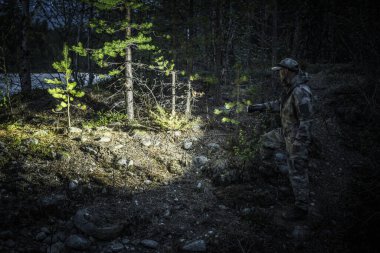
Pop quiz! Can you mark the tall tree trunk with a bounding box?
[291,12,300,59]
[87,5,94,86]
[20,0,31,94]
[125,6,134,119]
[171,71,176,116]
[271,0,278,65]
[212,0,222,103]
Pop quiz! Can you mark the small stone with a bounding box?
[65,234,91,250]
[23,138,39,146]
[110,242,124,252]
[97,136,111,142]
[69,127,82,134]
[192,124,201,132]
[183,140,193,150]
[116,158,128,166]
[39,195,66,207]
[274,152,287,161]
[241,207,254,215]
[144,179,152,185]
[218,205,228,210]
[207,143,220,151]
[141,239,159,249]
[193,156,208,168]
[128,160,134,167]
[113,144,124,151]
[141,138,152,147]
[182,240,206,252]
[196,182,202,189]
[69,180,79,190]
[121,238,130,245]
[174,131,181,137]
[36,231,48,241]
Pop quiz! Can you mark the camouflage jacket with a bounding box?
[264,73,313,144]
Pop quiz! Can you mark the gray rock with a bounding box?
[47,242,65,253]
[96,136,112,143]
[207,143,220,151]
[23,138,39,146]
[173,131,182,137]
[65,234,91,250]
[141,239,159,249]
[182,240,206,252]
[110,242,124,252]
[183,140,193,150]
[121,237,130,245]
[193,156,208,168]
[69,180,79,191]
[73,208,124,240]
[116,158,128,166]
[36,231,48,241]
[39,194,66,207]
[192,124,201,132]
[112,144,124,151]
[69,127,82,134]
[141,138,152,147]
[274,152,287,162]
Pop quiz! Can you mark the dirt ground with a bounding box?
[0,66,379,253]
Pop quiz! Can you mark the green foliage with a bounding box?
[150,105,195,131]
[83,111,128,128]
[231,129,260,162]
[45,44,86,127]
[0,123,61,165]
[213,100,252,125]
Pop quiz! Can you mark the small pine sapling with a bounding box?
[45,44,86,128]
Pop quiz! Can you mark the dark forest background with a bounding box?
[1,0,380,85]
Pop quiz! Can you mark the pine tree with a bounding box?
[45,44,86,128]
[73,0,157,120]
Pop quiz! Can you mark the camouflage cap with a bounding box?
[271,58,299,72]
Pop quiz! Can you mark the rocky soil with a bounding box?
[0,65,379,253]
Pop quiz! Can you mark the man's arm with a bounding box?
[293,86,313,144]
[247,100,280,113]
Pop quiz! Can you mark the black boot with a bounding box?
[282,206,308,221]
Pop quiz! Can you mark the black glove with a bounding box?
[247,104,266,113]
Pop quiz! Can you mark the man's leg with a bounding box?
[283,140,310,220]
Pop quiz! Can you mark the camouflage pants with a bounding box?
[260,128,310,210]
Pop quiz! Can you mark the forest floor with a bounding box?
[0,65,379,253]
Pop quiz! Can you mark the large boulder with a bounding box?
[73,208,124,240]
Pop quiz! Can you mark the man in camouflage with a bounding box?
[247,58,313,220]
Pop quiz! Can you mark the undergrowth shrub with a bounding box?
[150,105,198,131]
